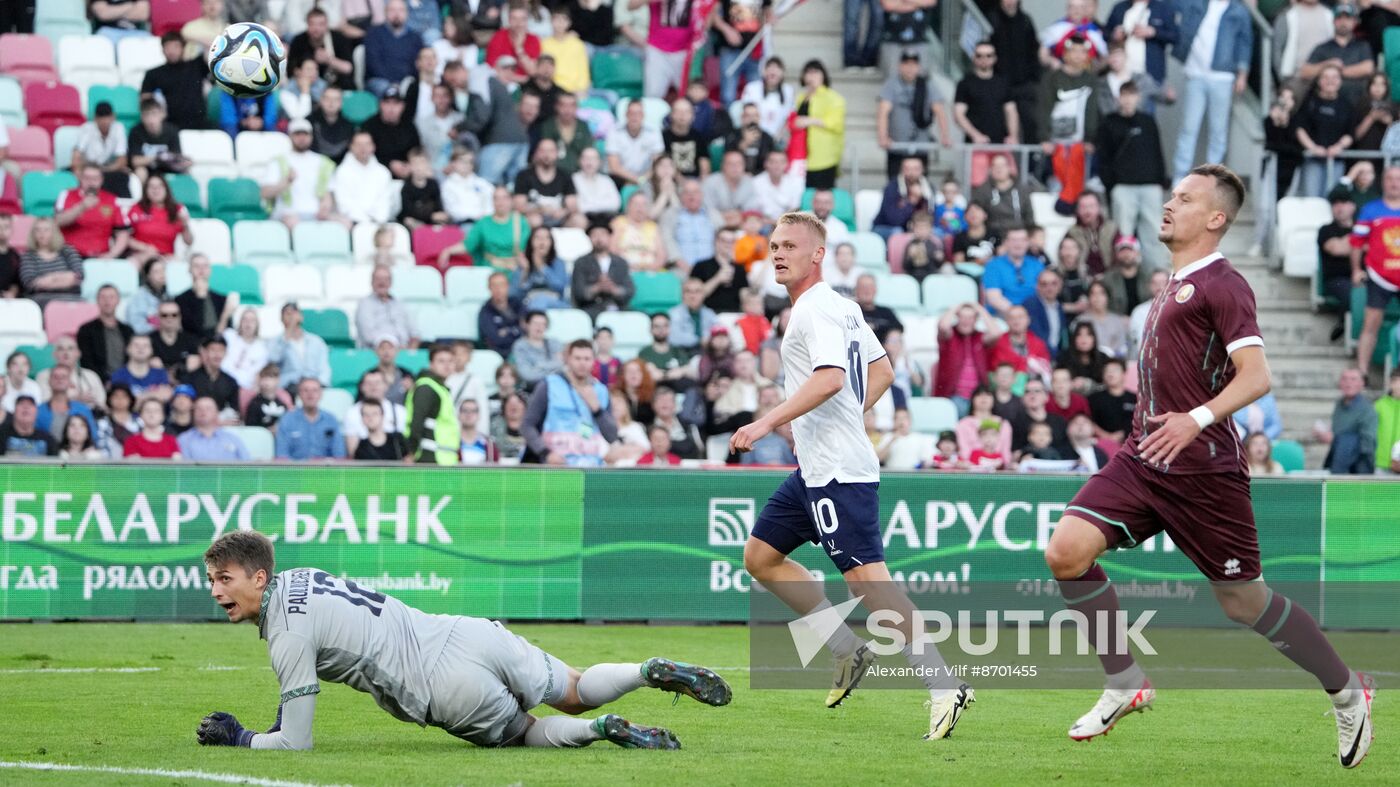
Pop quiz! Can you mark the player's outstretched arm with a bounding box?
[730,367,845,452]
[1139,345,1271,465]
[196,694,316,750]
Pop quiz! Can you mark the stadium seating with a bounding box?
[800,188,857,230]
[227,425,274,460]
[34,0,90,40]
[177,218,233,264]
[81,258,140,300]
[595,311,650,360]
[351,221,412,265]
[631,271,682,313]
[591,51,643,99]
[303,308,354,348]
[341,91,379,125]
[165,259,193,295]
[8,126,55,174]
[907,396,959,434]
[167,173,206,218]
[17,343,55,372]
[9,215,35,251]
[151,0,202,36]
[117,35,165,89]
[1387,29,1400,100]
[411,225,468,267]
[235,130,292,178]
[178,129,239,180]
[42,300,99,343]
[0,35,59,85]
[854,189,882,233]
[445,266,495,305]
[546,308,593,343]
[263,263,325,304]
[922,274,980,316]
[207,178,267,225]
[397,349,428,374]
[1276,197,1330,276]
[1272,439,1306,474]
[417,302,479,342]
[551,227,590,264]
[23,81,85,134]
[318,387,354,422]
[86,84,140,129]
[21,171,76,216]
[0,299,45,346]
[330,348,378,390]
[232,220,295,269]
[209,264,262,305]
[886,232,912,273]
[323,264,373,304]
[293,222,353,267]
[902,314,940,377]
[51,125,81,171]
[390,266,444,303]
[468,349,504,393]
[874,273,922,310]
[0,77,25,127]
[614,97,670,132]
[57,35,117,90]
[849,231,887,270]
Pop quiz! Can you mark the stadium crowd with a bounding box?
[0,0,1398,473]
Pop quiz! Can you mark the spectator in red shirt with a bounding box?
[933,301,1005,415]
[638,424,682,465]
[123,396,183,459]
[486,4,540,83]
[55,164,130,258]
[985,304,1052,383]
[127,173,194,265]
[1045,366,1091,422]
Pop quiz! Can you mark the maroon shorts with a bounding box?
[1066,453,1262,581]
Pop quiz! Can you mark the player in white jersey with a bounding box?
[194,531,731,751]
[729,212,975,740]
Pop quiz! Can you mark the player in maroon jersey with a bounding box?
[1042,165,1375,767]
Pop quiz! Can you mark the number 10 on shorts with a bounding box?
[811,499,839,534]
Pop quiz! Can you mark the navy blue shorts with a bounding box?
[750,469,884,573]
[1366,278,1400,310]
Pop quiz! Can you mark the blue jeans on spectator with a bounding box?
[872,224,903,242]
[842,0,882,67]
[719,47,760,105]
[1172,76,1234,182]
[950,396,970,419]
[478,143,529,186]
[366,78,396,98]
[1298,157,1345,199]
[96,26,150,47]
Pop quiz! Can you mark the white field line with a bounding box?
[0,761,348,787]
[0,667,161,674]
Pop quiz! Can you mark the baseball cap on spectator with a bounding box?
[94,101,114,118]
[497,54,518,69]
[1114,235,1140,252]
[382,85,404,101]
[1334,3,1357,15]
[709,325,729,338]
[173,384,197,400]
[288,119,312,134]
[1330,191,1354,205]
[375,333,401,347]
[899,50,921,63]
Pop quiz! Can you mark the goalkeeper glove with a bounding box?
[196,711,256,747]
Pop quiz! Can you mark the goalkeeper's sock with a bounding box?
[807,598,863,660]
[577,663,647,706]
[523,716,601,748]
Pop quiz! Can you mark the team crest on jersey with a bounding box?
[1174,283,1196,304]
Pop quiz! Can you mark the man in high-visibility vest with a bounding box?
[405,342,460,464]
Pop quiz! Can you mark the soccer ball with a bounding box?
[207,22,286,99]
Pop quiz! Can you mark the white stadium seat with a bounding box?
[179,129,239,180]
[235,130,292,178]
[595,311,650,360]
[1031,191,1071,229]
[468,350,504,394]
[81,259,139,300]
[293,221,354,267]
[921,274,980,316]
[0,299,45,344]
[907,396,959,434]
[176,218,233,265]
[551,227,590,265]
[855,189,883,233]
[417,302,480,342]
[351,221,412,266]
[850,231,887,270]
[546,308,594,343]
[318,387,354,422]
[874,273,922,311]
[1276,197,1331,276]
[323,264,373,303]
[232,220,294,269]
[51,125,82,172]
[227,426,274,460]
[262,263,325,303]
[165,260,192,296]
[902,314,940,380]
[445,266,494,305]
[390,266,443,303]
[117,35,164,88]
[614,97,670,131]
[57,35,116,88]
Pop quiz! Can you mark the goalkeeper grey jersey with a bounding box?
[258,567,457,727]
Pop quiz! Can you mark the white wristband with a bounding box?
[1188,406,1215,430]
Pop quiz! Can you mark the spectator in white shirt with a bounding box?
[703,150,758,228]
[442,148,494,224]
[750,149,804,222]
[810,188,850,247]
[260,119,341,228]
[573,147,622,217]
[221,308,270,389]
[342,367,409,455]
[333,130,394,224]
[72,102,131,197]
[606,100,664,186]
[739,57,796,138]
[356,266,420,348]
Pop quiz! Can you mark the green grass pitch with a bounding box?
[0,624,1393,786]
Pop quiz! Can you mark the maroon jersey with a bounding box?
[1122,253,1262,475]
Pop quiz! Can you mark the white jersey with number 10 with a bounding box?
[780,281,886,487]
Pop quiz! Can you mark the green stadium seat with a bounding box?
[329,348,378,391]
[1271,439,1306,473]
[302,308,354,349]
[166,173,205,218]
[631,271,682,313]
[619,184,639,209]
[206,88,223,126]
[800,187,856,230]
[1348,284,1400,365]
[342,90,379,125]
[17,344,55,373]
[208,263,262,305]
[849,231,887,269]
[207,177,267,226]
[397,349,428,375]
[592,50,644,99]
[21,171,77,217]
[87,84,140,129]
[874,272,922,310]
[1387,29,1400,101]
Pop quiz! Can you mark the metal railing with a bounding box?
[1255,149,1400,256]
[1246,2,1275,119]
[846,141,1046,194]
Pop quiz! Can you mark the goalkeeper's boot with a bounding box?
[592,714,681,750]
[1333,671,1375,769]
[642,658,732,706]
[924,683,975,740]
[826,642,877,708]
[1069,678,1154,741]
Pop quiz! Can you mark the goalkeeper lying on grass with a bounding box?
[196,531,731,750]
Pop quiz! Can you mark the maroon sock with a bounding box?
[1060,563,1136,676]
[1249,591,1351,692]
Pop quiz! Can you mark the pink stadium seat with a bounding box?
[0,171,19,215]
[23,82,85,134]
[886,232,912,274]
[411,225,471,268]
[0,34,59,85]
[6,126,54,174]
[151,0,202,37]
[9,215,35,251]
[43,300,100,344]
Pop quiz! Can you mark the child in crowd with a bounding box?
[968,420,1006,470]
[733,211,769,270]
[734,288,773,354]
[592,326,621,387]
[901,212,950,282]
[442,148,495,225]
[877,408,925,471]
[934,178,967,235]
[243,364,288,430]
[369,226,401,267]
[398,148,450,230]
[923,430,968,470]
[638,424,682,465]
[1019,421,1063,463]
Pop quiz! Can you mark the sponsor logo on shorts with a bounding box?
[1223,558,1241,576]
[1174,283,1196,304]
[708,498,755,546]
